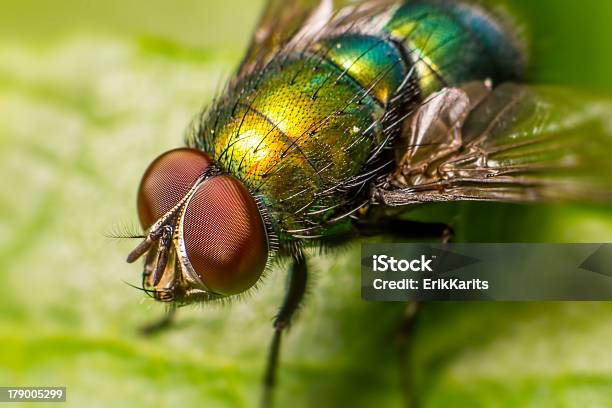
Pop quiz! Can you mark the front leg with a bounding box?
[261,251,308,408]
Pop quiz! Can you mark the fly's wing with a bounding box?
[237,0,326,76]
[377,83,612,205]
[237,0,397,77]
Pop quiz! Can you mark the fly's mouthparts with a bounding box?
[152,226,174,286]
[126,212,177,264]
[126,235,155,263]
[127,170,217,265]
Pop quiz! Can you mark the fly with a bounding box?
[124,0,612,406]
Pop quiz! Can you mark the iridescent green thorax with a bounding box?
[191,0,523,241]
[313,34,408,105]
[196,53,385,233]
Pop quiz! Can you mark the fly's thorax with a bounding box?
[198,52,388,232]
[311,33,409,106]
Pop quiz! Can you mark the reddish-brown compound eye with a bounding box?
[182,175,268,296]
[137,148,213,229]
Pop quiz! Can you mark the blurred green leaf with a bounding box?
[2,1,612,407]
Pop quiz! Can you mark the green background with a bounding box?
[2,0,612,407]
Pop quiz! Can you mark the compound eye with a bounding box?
[137,148,213,229]
[182,175,268,296]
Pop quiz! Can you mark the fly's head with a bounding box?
[127,148,270,303]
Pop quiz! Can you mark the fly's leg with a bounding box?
[397,301,420,408]
[261,251,308,408]
[139,304,177,336]
[357,218,452,407]
[396,227,451,407]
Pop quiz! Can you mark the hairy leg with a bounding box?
[261,251,308,408]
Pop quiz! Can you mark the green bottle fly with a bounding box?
[129,0,524,301]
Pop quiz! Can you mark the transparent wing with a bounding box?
[377,83,612,205]
[238,0,318,73]
[237,0,397,76]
